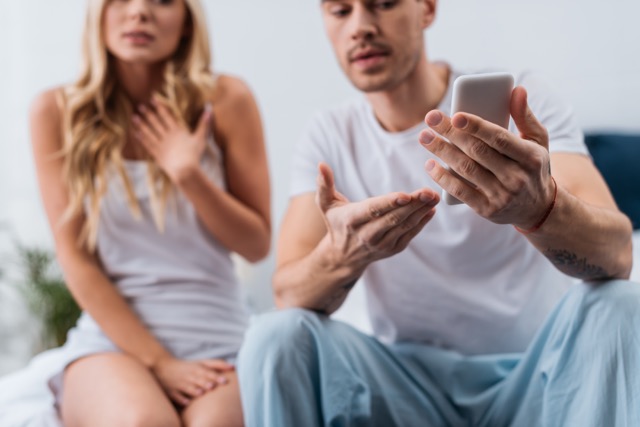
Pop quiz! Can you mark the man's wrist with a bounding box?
[316,234,367,282]
[514,176,558,235]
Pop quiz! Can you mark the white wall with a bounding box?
[1,0,639,370]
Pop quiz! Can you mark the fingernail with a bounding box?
[420,130,435,145]
[426,112,443,126]
[452,115,468,129]
[419,192,433,203]
[425,160,436,172]
[218,377,228,385]
[206,382,215,389]
[396,197,411,206]
[132,115,140,123]
[138,104,146,112]
[204,102,212,113]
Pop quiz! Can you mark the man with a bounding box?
[239,0,638,425]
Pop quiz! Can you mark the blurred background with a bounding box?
[1,0,639,375]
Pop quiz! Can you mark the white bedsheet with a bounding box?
[0,348,66,427]
[1,232,639,427]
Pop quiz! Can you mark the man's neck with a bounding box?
[366,58,449,133]
[114,60,166,105]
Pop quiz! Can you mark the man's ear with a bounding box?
[421,0,437,29]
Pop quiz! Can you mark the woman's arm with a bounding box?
[30,88,174,368]
[31,89,240,406]
[134,75,271,262]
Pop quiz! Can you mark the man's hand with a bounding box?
[418,86,556,231]
[315,162,439,272]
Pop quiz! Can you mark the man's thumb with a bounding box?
[511,86,548,150]
[316,162,336,212]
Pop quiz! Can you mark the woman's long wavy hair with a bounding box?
[61,0,216,251]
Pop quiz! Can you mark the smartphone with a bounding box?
[442,72,515,205]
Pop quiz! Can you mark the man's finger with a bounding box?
[316,162,338,212]
[346,190,419,228]
[393,208,437,251]
[365,201,437,246]
[447,111,535,164]
[425,159,486,208]
[510,86,549,150]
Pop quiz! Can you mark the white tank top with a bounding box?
[75,140,248,358]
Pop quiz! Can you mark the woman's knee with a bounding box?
[63,401,181,427]
[118,406,182,427]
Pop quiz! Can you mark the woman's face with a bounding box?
[103,0,189,65]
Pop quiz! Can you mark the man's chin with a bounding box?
[348,75,396,93]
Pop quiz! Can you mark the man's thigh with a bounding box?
[241,308,468,427]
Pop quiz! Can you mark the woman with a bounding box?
[29,0,270,425]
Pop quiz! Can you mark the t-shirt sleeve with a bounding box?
[289,113,333,198]
[515,71,589,156]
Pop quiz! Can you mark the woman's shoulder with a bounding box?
[209,74,257,110]
[29,86,68,152]
[29,85,66,123]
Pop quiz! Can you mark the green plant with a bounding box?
[18,246,81,350]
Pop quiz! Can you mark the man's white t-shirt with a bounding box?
[290,68,589,355]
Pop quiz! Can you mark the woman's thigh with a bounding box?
[61,353,181,427]
[182,371,243,427]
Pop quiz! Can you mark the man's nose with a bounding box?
[349,6,379,42]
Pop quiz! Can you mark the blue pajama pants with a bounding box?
[238,280,640,426]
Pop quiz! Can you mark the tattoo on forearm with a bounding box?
[545,248,609,279]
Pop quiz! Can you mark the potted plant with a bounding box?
[17,246,81,351]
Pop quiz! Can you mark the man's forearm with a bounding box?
[274,236,365,314]
[526,187,633,280]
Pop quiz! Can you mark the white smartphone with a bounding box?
[442,72,515,205]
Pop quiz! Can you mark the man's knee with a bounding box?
[238,308,325,374]
[574,280,640,328]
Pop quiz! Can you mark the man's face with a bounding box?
[321,0,435,93]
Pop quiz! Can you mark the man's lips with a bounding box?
[350,50,390,63]
[349,48,391,70]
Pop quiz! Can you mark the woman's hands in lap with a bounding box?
[150,356,235,407]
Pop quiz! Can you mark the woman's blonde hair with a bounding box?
[61,0,216,250]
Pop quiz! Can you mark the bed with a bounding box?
[1,132,639,426]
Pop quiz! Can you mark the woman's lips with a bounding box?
[123,32,155,45]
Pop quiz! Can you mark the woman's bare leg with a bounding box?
[182,371,244,427]
[61,353,181,427]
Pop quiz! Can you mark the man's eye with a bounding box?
[374,0,396,10]
[329,6,351,17]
